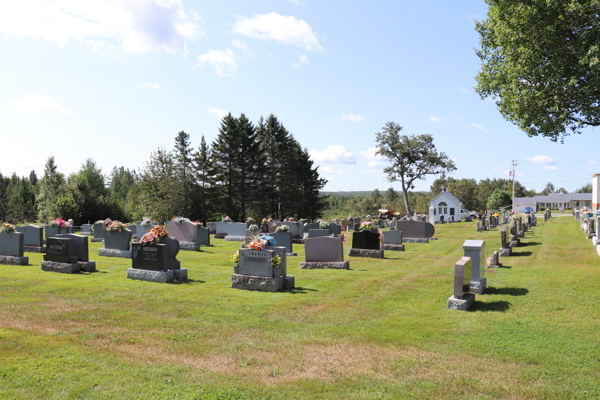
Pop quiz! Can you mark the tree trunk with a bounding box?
[401,178,411,217]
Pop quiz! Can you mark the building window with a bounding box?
[450,208,455,215]
[439,202,447,215]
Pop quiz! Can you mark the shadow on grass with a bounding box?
[285,286,318,294]
[470,300,511,312]
[511,251,532,257]
[519,241,541,247]
[497,265,512,269]
[485,286,529,296]
[173,278,205,285]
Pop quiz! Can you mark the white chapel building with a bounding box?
[428,187,463,223]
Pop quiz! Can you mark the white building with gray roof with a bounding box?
[514,193,592,213]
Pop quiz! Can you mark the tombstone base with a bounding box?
[79,261,96,272]
[348,248,384,258]
[214,233,227,239]
[287,252,297,257]
[127,268,187,283]
[488,262,502,268]
[383,244,405,251]
[499,247,512,257]
[224,236,246,242]
[469,278,487,294]
[98,248,132,258]
[292,238,305,244]
[23,246,46,253]
[447,293,475,311]
[40,260,79,274]
[510,239,520,248]
[300,261,350,269]
[402,238,429,243]
[0,255,29,266]
[91,238,103,242]
[232,274,285,292]
[179,242,202,251]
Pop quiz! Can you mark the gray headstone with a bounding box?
[103,229,132,251]
[16,225,43,247]
[54,233,89,262]
[239,249,275,277]
[304,236,344,262]
[45,225,62,239]
[383,230,403,244]
[81,224,93,235]
[463,240,485,282]
[132,243,168,271]
[393,221,435,239]
[227,222,247,237]
[216,221,229,235]
[128,225,136,235]
[44,237,76,263]
[136,221,157,238]
[270,231,293,254]
[92,223,104,240]
[276,222,302,238]
[196,227,210,245]
[206,221,217,234]
[329,223,341,235]
[308,229,330,238]
[0,232,24,257]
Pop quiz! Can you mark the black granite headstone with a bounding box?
[131,243,168,271]
[44,238,77,263]
[352,231,380,250]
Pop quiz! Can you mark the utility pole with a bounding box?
[510,160,518,213]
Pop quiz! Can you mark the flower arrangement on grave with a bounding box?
[267,216,274,222]
[194,220,203,226]
[67,219,74,226]
[105,220,128,232]
[232,250,240,266]
[139,225,168,246]
[100,218,113,227]
[248,239,265,250]
[172,216,191,224]
[261,218,268,223]
[0,222,15,234]
[271,253,281,268]
[360,221,373,230]
[49,218,68,227]
[262,235,276,247]
[487,256,492,267]
[249,224,259,231]
[288,217,296,222]
[319,221,329,229]
[141,219,152,227]
[221,216,232,222]
[275,225,289,232]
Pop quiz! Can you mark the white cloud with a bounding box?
[341,113,364,123]
[195,49,237,77]
[468,166,476,170]
[299,54,308,63]
[3,95,73,115]
[588,169,593,173]
[458,86,468,93]
[360,147,386,162]
[140,82,162,89]
[428,116,442,123]
[525,155,556,166]
[468,122,489,132]
[586,160,599,166]
[291,62,301,68]
[0,0,201,55]
[544,165,558,171]
[232,39,251,56]
[368,160,382,168]
[208,108,229,120]
[310,145,356,164]
[234,12,323,52]
[321,166,343,175]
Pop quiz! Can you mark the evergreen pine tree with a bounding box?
[173,130,195,217]
[210,114,240,219]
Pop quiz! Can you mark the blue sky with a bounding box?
[0,0,597,193]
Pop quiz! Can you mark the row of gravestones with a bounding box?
[580,212,600,256]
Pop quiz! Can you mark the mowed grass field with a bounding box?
[0,217,598,399]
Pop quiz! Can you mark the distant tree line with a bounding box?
[0,114,328,225]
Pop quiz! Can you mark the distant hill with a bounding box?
[321,191,431,197]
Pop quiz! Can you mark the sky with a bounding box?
[0,0,598,194]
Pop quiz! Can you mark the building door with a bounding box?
[438,202,448,222]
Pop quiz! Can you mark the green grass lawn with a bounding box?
[0,217,598,399]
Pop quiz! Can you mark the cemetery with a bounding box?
[0,213,598,398]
